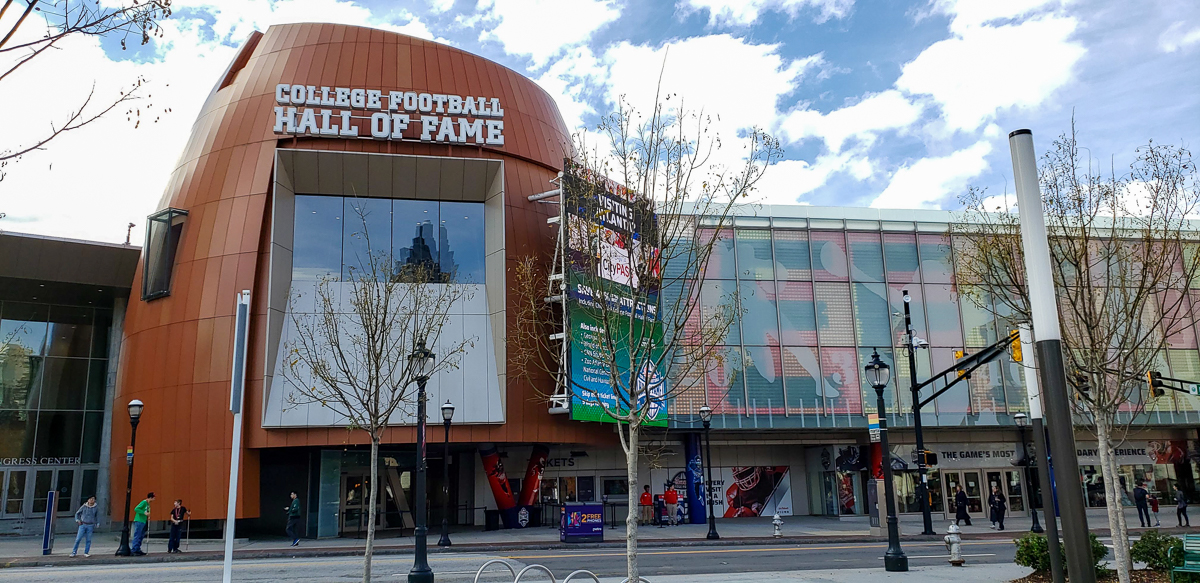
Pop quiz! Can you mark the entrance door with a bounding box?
[984,470,1026,514]
[339,474,383,535]
[1,469,27,518]
[943,470,984,516]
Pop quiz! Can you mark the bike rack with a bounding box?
[513,564,556,582]
[619,578,651,583]
[562,570,602,583]
[474,559,517,583]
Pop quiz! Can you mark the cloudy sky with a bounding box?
[1,0,1198,243]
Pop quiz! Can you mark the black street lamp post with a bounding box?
[115,399,144,557]
[865,351,908,572]
[408,341,435,583]
[699,405,718,540]
[1013,413,1044,533]
[438,400,455,547]
[902,290,936,536]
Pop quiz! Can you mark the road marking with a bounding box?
[503,541,1003,560]
[878,553,997,559]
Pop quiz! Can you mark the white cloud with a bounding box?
[429,0,456,13]
[476,0,619,67]
[680,0,854,26]
[896,12,1084,133]
[780,89,924,152]
[870,140,993,209]
[929,0,1059,34]
[535,46,607,131]
[171,0,439,43]
[1159,21,1200,53]
[749,154,867,205]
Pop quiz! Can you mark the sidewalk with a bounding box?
[2,508,1189,569]
[595,564,1035,582]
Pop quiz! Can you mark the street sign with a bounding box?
[868,413,880,443]
[1191,384,1200,396]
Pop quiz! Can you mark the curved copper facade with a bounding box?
[114,23,606,520]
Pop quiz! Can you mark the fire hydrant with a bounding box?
[772,513,784,538]
[944,523,964,566]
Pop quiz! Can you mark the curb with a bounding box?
[4,526,1188,569]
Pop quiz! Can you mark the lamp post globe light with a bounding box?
[438,400,455,547]
[1012,413,1044,533]
[115,399,144,557]
[698,405,719,540]
[408,341,435,583]
[865,351,907,572]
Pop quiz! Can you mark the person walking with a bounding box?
[955,485,972,526]
[285,491,301,546]
[638,485,653,526]
[167,499,190,553]
[70,496,99,557]
[131,492,155,556]
[1151,493,1162,526]
[1176,486,1190,527]
[664,485,679,526]
[988,485,1007,530]
[1134,483,1151,527]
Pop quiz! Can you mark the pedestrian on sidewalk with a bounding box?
[954,486,971,526]
[131,492,155,556]
[639,485,652,526]
[70,496,98,557]
[168,499,190,553]
[664,485,679,526]
[988,486,1006,530]
[1151,493,1162,526]
[285,491,301,546]
[1134,482,1151,527]
[1176,486,1190,527]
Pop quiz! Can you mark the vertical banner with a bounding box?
[478,444,518,528]
[685,434,705,524]
[518,444,550,507]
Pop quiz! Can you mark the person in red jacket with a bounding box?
[664,485,680,525]
[639,485,653,526]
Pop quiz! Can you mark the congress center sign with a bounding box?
[272,83,505,145]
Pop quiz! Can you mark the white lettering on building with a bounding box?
[273,83,505,146]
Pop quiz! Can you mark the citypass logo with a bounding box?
[272,83,505,145]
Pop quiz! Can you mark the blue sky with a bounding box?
[2,0,1198,242]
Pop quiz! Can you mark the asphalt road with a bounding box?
[0,540,1018,582]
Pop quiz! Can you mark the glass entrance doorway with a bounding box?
[944,470,984,516]
[985,470,1026,514]
[339,474,384,535]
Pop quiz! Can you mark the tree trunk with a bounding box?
[364,436,380,583]
[625,422,640,582]
[1096,416,1131,583]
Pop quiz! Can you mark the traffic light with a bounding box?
[953,350,966,379]
[1148,371,1165,398]
[1010,330,1022,362]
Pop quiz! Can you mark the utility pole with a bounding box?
[1020,325,1063,583]
[1010,129,1093,583]
[903,290,936,535]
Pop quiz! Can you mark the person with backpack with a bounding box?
[70,496,98,557]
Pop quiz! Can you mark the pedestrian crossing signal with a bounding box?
[953,350,966,379]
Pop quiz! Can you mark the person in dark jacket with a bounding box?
[988,486,1007,530]
[167,499,190,553]
[1133,483,1150,527]
[285,491,302,546]
[1177,486,1190,527]
[955,485,972,526]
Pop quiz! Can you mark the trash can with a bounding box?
[485,509,501,531]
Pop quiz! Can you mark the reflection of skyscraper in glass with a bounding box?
[395,220,457,282]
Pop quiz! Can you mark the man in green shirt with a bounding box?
[285,491,301,547]
[131,492,155,556]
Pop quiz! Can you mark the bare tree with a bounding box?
[1,0,172,180]
[512,91,781,581]
[281,203,476,583]
[952,126,1200,583]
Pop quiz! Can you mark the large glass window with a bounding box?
[925,285,963,347]
[33,411,83,458]
[859,347,899,413]
[0,411,35,457]
[705,347,745,415]
[815,283,854,346]
[739,281,779,346]
[931,347,970,424]
[701,279,741,345]
[852,283,890,347]
[811,232,848,281]
[142,207,188,301]
[782,346,821,414]
[735,230,773,280]
[888,285,927,347]
[1,302,48,357]
[846,232,884,282]
[293,195,344,282]
[777,282,817,345]
[46,306,92,358]
[918,235,954,283]
[744,346,784,413]
[35,358,89,411]
[884,233,921,283]
[701,229,736,280]
[342,198,392,279]
[440,201,485,283]
[959,287,997,347]
[820,347,861,415]
[773,230,810,280]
